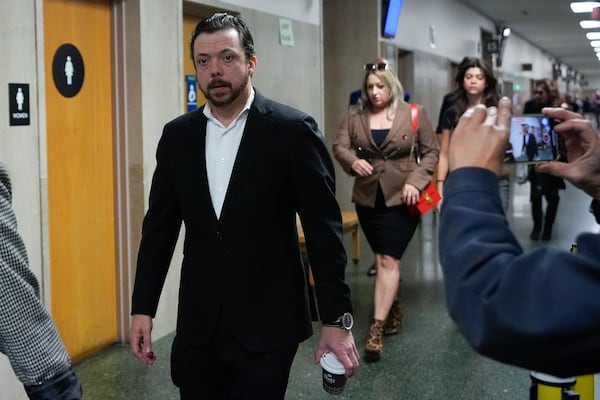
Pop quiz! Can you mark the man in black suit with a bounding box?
[521,124,538,161]
[129,13,359,399]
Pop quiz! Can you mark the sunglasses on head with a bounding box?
[364,63,388,71]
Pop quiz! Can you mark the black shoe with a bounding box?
[530,228,541,240]
[541,230,552,241]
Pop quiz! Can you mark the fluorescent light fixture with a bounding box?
[580,20,600,28]
[587,32,600,39]
[570,2,600,13]
[502,27,511,37]
[594,47,600,51]
[591,40,600,46]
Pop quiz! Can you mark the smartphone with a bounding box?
[506,114,559,163]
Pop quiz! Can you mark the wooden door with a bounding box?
[43,0,117,360]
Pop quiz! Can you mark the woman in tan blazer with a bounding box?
[333,61,439,362]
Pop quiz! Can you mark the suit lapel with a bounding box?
[218,92,272,223]
[381,103,410,148]
[184,107,218,221]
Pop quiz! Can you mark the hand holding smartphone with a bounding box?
[506,114,559,164]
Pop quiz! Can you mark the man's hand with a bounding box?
[536,107,600,199]
[313,327,360,377]
[130,314,156,365]
[448,97,512,176]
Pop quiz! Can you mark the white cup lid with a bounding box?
[320,352,345,375]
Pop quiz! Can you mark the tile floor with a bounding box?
[73,180,600,399]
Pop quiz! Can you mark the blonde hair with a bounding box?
[361,67,405,112]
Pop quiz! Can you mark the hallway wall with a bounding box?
[0,2,44,397]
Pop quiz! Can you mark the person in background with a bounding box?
[436,92,454,134]
[350,57,390,278]
[439,97,600,378]
[523,78,565,241]
[129,13,359,400]
[435,56,470,135]
[333,60,439,363]
[521,123,538,161]
[0,164,82,400]
[436,57,506,212]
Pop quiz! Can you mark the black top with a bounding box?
[371,129,389,147]
[439,107,458,132]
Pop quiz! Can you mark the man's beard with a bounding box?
[203,74,249,108]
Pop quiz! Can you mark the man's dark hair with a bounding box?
[189,13,255,61]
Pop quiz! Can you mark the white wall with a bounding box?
[0,1,45,398]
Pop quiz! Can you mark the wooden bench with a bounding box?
[296,211,360,263]
[297,211,359,319]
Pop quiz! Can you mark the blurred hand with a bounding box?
[351,159,373,177]
[402,183,420,206]
[448,97,512,176]
[536,107,600,199]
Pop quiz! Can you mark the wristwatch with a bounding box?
[322,312,354,331]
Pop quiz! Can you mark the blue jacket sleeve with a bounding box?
[439,167,600,377]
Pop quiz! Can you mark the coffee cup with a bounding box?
[320,352,347,395]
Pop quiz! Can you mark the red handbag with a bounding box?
[409,104,441,215]
[415,181,441,214]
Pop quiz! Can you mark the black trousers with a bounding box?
[172,314,299,400]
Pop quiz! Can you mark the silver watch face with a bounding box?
[341,312,354,330]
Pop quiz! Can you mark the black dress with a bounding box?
[355,129,419,259]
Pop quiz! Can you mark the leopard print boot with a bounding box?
[383,301,404,336]
[364,319,385,363]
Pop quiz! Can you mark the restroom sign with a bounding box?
[52,43,85,98]
[8,83,30,126]
[186,75,198,112]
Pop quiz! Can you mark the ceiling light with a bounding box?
[580,20,600,28]
[587,32,600,39]
[570,2,600,13]
[590,40,600,46]
[502,27,511,37]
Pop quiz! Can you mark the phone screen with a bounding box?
[506,114,558,163]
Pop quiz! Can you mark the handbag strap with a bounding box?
[410,103,421,165]
[410,103,419,133]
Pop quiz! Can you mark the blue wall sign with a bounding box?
[186,75,198,112]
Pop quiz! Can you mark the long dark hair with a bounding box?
[449,57,499,124]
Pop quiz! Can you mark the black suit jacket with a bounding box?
[131,91,351,352]
[522,133,538,161]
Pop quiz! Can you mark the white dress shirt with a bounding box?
[203,89,255,218]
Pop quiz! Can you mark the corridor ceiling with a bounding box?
[459,0,600,84]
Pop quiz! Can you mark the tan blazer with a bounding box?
[333,102,439,207]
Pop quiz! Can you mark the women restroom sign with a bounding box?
[9,83,30,126]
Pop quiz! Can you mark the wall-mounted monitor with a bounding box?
[382,0,403,38]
